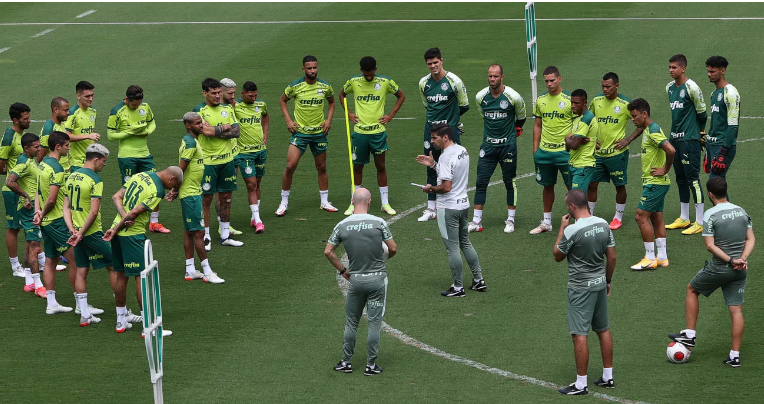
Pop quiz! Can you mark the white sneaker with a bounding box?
[80,315,101,327]
[417,209,437,222]
[46,304,73,315]
[320,202,339,212]
[504,220,515,234]
[75,305,105,315]
[204,235,212,252]
[467,221,483,232]
[12,266,25,278]
[203,272,225,284]
[55,264,66,271]
[529,221,553,234]
[221,237,244,247]
[185,270,204,281]
[116,321,133,333]
[125,309,143,323]
[275,203,288,216]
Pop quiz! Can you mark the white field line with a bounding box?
[0,47,10,54]
[31,28,55,38]
[1,17,764,26]
[741,116,764,119]
[76,10,97,19]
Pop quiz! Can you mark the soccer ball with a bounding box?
[666,341,691,363]
[382,243,389,260]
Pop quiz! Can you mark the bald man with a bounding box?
[325,188,397,376]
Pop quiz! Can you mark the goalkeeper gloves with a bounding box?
[516,127,523,137]
[710,146,729,174]
[703,153,710,174]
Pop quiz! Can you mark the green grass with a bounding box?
[1,3,764,403]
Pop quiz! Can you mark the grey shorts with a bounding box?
[567,287,609,335]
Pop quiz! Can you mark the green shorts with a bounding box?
[591,152,628,186]
[3,190,20,229]
[17,205,41,242]
[670,139,701,184]
[111,234,147,277]
[533,149,570,186]
[637,184,670,212]
[41,218,71,257]
[706,144,736,180]
[181,195,205,232]
[74,231,112,270]
[568,166,595,191]
[202,161,238,195]
[289,132,328,156]
[352,131,388,165]
[234,149,268,179]
[118,156,156,185]
[567,287,609,335]
[690,261,747,306]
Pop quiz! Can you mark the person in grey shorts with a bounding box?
[669,177,755,368]
[324,188,397,376]
[416,123,484,297]
[553,189,616,395]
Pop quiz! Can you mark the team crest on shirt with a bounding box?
[317,89,324,96]
[90,115,95,122]
[440,83,449,91]
[139,108,146,116]
[374,83,382,91]
[558,101,566,109]
[679,89,686,98]
[245,166,253,175]
[479,149,485,158]
[221,111,229,118]
[500,100,509,109]
[424,140,430,149]
[614,106,621,113]
[718,93,723,101]
[254,106,261,113]
[202,182,211,191]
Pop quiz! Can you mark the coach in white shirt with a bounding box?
[417,123,485,297]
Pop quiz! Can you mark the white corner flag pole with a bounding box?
[525,2,538,107]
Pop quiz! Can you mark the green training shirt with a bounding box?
[666,79,706,141]
[37,156,65,225]
[328,213,393,277]
[40,120,70,172]
[10,154,39,208]
[533,90,574,152]
[418,71,469,126]
[107,101,155,158]
[475,85,526,148]
[557,216,615,291]
[193,102,239,165]
[640,122,670,186]
[178,134,204,199]
[588,93,632,158]
[703,202,752,271]
[65,105,97,167]
[111,172,165,237]
[234,99,268,153]
[569,110,597,168]
[284,77,334,135]
[708,84,740,147]
[0,127,24,192]
[343,74,399,134]
[66,168,103,237]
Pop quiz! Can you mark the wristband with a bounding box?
[728,256,734,265]
[339,268,347,275]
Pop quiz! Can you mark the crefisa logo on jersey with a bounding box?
[558,101,566,109]
[500,100,509,109]
[441,83,449,91]
[221,111,229,118]
[374,83,382,91]
[614,106,621,113]
[139,108,146,116]
[679,89,686,98]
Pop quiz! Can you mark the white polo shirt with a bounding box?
[436,144,470,210]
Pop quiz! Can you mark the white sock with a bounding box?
[427,200,436,211]
[47,290,58,308]
[221,222,230,240]
[185,258,195,274]
[508,208,516,222]
[656,238,667,260]
[602,367,613,382]
[281,190,290,206]
[695,203,704,225]
[204,227,210,238]
[250,204,261,222]
[452,284,463,291]
[575,374,587,390]
[258,200,261,208]
[615,203,626,221]
[217,216,222,226]
[150,211,159,224]
[543,212,552,225]
[644,242,656,260]
[730,349,739,359]
[117,306,127,324]
[680,202,690,221]
[379,186,389,205]
[32,272,43,288]
[25,268,33,285]
[10,256,19,268]
[472,209,483,224]
[683,329,696,338]
[77,293,91,318]
[588,201,596,215]
[201,259,213,276]
[319,190,329,205]
[37,252,46,268]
